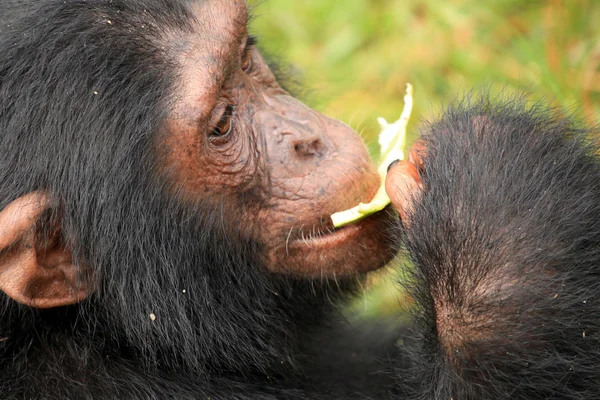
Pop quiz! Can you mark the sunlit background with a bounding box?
[248,0,600,316]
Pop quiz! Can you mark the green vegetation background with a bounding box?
[249,0,600,316]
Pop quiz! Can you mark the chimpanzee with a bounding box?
[1,0,600,399]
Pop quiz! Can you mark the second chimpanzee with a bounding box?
[1,0,600,399]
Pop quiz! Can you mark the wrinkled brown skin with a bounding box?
[160,0,401,278]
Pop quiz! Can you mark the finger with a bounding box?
[385,160,421,225]
[408,139,426,171]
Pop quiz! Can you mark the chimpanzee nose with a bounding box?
[293,139,323,157]
[259,93,329,161]
[267,117,325,160]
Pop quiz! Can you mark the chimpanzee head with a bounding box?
[0,0,398,373]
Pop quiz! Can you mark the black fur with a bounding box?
[2,1,600,399]
[401,94,600,399]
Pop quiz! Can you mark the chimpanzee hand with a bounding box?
[384,140,425,225]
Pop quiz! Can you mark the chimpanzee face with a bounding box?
[0,0,399,310]
[160,0,398,277]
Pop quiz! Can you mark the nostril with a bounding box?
[294,140,323,157]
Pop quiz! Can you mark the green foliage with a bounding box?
[250,0,600,148]
[249,0,600,315]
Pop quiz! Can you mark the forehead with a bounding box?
[172,0,249,121]
[189,0,249,41]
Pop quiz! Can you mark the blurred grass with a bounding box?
[248,0,600,316]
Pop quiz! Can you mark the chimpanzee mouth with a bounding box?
[286,205,396,252]
[267,205,399,277]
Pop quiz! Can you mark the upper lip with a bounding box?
[285,217,339,243]
[286,204,390,244]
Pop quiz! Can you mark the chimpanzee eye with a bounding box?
[241,49,252,72]
[211,104,234,138]
[241,35,257,72]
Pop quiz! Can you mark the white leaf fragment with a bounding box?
[331,83,414,228]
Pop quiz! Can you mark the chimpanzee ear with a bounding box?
[0,192,92,308]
